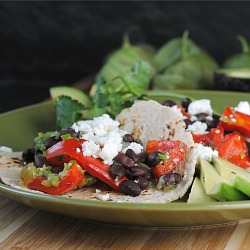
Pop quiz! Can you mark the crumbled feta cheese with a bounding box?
[82,141,100,158]
[97,193,110,201]
[194,143,218,161]
[72,121,92,133]
[235,101,250,115]
[99,132,123,165]
[95,189,110,201]
[187,121,207,134]
[188,99,213,116]
[0,146,13,153]
[190,116,197,122]
[122,142,143,154]
[206,115,213,121]
[72,114,131,165]
[92,114,120,136]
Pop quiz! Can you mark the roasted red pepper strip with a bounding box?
[146,140,188,178]
[192,126,224,149]
[46,138,127,192]
[219,106,250,138]
[25,162,85,195]
[217,131,250,168]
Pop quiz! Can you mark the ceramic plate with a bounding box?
[1,89,250,227]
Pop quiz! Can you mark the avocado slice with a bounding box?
[213,157,250,197]
[50,86,91,107]
[214,68,250,91]
[187,177,216,203]
[200,159,247,201]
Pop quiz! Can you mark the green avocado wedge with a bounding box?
[50,86,91,107]
[200,159,247,201]
[213,157,250,197]
[187,177,216,203]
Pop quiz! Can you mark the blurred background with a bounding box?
[0,1,250,112]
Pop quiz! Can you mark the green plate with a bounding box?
[1,89,250,227]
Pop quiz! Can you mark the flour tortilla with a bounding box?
[0,100,197,203]
[0,151,26,189]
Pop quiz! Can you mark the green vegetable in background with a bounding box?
[90,34,155,96]
[154,31,202,72]
[96,35,155,81]
[153,31,218,89]
[53,60,152,129]
[223,36,250,69]
[89,60,152,117]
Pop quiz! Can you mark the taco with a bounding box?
[0,100,197,203]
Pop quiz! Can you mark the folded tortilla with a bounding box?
[0,100,197,203]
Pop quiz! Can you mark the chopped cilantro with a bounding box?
[51,60,152,128]
[158,152,170,162]
[60,134,72,140]
[55,96,85,129]
[34,131,56,153]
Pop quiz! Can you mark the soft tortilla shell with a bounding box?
[0,100,197,203]
[65,100,197,203]
[116,100,194,147]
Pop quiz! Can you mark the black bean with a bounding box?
[129,166,149,177]
[113,152,135,168]
[146,152,160,167]
[136,177,149,190]
[137,152,148,163]
[206,114,220,130]
[196,113,208,122]
[162,99,176,107]
[125,149,137,161]
[51,166,63,174]
[110,163,126,178]
[184,119,192,128]
[44,136,59,149]
[34,154,48,168]
[58,128,79,138]
[22,148,35,163]
[119,180,141,197]
[181,98,192,111]
[123,134,134,142]
[162,173,182,185]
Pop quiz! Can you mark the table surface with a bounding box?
[1,195,250,249]
[1,81,250,249]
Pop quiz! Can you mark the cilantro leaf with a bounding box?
[55,96,85,129]
[90,60,152,118]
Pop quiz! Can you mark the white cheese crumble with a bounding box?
[122,142,143,154]
[82,141,100,158]
[187,121,207,134]
[95,189,110,201]
[194,143,218,161]
[0,146,13,153]
[235,101,250,115]
[72,114,140,165]
[188,99,213,116]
